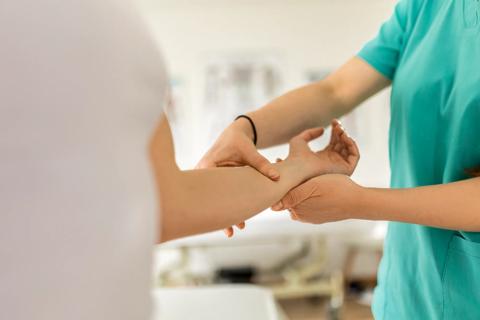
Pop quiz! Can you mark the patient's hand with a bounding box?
[285,119,359,178]
[224,120,359,237]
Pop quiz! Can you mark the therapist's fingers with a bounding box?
[272,180,314,211]
[197,158,245,169]
[243,150,280,181]
[195,158,216,169]
[289,209,299,221]
[224,222,246,238]
[224,227,234,238]
[216,160,245,167]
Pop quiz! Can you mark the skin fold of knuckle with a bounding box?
[286,192,300,208]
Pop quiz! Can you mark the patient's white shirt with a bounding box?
[0,1,167,319]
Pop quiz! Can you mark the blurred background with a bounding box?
[138,1,396,319]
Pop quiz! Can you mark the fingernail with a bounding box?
[270,170,280,180]
[272,202,283,211]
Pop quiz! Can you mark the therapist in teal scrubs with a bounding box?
[199,0,480,318]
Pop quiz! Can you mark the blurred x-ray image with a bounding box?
[202,54,285,143]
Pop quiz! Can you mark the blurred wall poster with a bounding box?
[166,76,193,168]
[201,53,285,144]
[305,69,365,145]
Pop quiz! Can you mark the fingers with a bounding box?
[272,193,294,211]
[243,149,280,180]
[224,222,246,238]
[330,120,345,152]
[198,142,280,180]
[339,130,360,170]
[329,119,360,163]
[343,133,360,159]
[215,160,244,167]
[224,227,234,238]
[328,119,341,147]
[195,157,217,169]
[296,127,325,143]
[288,127,324,156]
[197,154,244,169]
[289,209,299,221]
[272,181,314,211]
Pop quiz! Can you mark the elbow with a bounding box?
[156,210,178,244]
[157,226,175,244]
[156,207,168,244]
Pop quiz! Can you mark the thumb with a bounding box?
[297,127,325,143]
[272,181,316,211]
[289,127,324,154]
[272,190,301,211]
[243,149,280,181]
[196,153,218,169]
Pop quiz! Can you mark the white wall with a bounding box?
[140,0,397,276]
[140,0,396,187]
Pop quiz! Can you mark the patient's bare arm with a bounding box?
[151,115,358,243]
[224,119,360,237]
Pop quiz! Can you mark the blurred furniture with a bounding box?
[157,211,385,319]
[152,285,287,320]
[265,236,344,319]
[342,223,386,286]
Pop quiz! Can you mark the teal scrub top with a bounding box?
[357,0,480,319]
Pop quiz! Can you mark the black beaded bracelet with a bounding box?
[235,115,258,146]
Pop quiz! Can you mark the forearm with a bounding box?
[242,57,390,148]
[359,178,480,231]
[247,81,343,148]
[159,160,308,242]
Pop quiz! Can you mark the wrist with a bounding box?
[232,115,256,144]
[278,157,312,184]
[355,186,382,221]
[288,156,329,181]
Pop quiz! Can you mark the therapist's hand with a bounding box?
[271,174,363,224]
[224,120,360,237]
[196,117,280,180]
[196,118,278,236]
[220,126,327,237]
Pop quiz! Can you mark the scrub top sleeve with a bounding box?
[357,0,422,80]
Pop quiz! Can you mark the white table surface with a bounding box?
[152,285,285,320]
[159,209,386,249]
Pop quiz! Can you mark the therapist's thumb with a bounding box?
[272,183,311,211]
[243,149,280,181]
